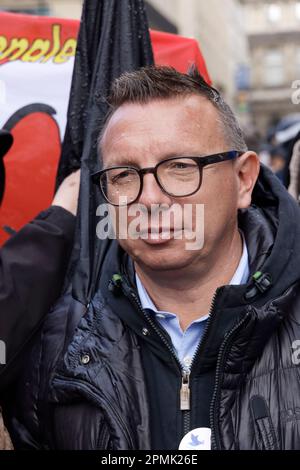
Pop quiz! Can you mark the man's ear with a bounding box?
[235,151,260,209]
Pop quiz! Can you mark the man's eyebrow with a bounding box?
[104,152,208,168]
[104,156,140,168]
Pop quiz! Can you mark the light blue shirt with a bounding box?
[136,236,249,370]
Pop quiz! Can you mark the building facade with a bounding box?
[146,0,250,112]
[242,0,300,135]
[0,0,249,108]
[0,0,82,18]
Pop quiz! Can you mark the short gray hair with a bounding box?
[99,65,248,153]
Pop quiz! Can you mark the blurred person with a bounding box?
[8,67,300,450]
[269,146,287,185]
[271,123,300,189]
[0,129,80,448]
[258,143,271,168]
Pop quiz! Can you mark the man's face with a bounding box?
[100,95,241,273]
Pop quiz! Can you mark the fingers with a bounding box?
[51,169,81,216]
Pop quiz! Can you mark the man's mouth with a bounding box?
[139,226,175,236]
[148,227,174,234]
[137,227,183,244]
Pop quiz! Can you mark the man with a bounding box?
[288,132,300,203]
[269,146,287,185]
[0,129,80,448]
[0,129,80,388]
[9,67,300,450]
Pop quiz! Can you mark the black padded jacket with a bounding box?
[0,206,75,391]
[8,166,300,450]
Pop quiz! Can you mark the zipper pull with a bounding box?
[180,370,190,411]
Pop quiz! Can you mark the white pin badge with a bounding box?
[178,427,211,450]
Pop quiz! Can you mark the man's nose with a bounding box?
[137,173,172,207]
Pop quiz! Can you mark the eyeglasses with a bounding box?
[92,150,243,206]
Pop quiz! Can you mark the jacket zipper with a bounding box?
[179,290,220,435]
[123,282,222,438]
[52,376,134,449]
[209,310,251,450]
[124,288,191,428]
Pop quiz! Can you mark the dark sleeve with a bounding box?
[0,205,75,388]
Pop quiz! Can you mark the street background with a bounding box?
[1,0,300,188]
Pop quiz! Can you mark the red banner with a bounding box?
[0,12,210,244]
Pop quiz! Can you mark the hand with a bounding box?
[0,409,13,450]
[51,169,81,216]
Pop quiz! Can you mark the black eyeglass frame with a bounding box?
[92,150,244,206]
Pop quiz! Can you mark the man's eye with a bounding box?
[173,163,190,169]
[169,162,196,170]
[116,171,129,179]
[110,170,136,183]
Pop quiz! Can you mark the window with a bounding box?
[264,49,284,86]
[296,2,300,20]
[0,1,50,16]
[296,48,300,78]
[266,4,282,23]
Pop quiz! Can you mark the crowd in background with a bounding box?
[252,114,300,203]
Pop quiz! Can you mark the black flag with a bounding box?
[56,0,154,303]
